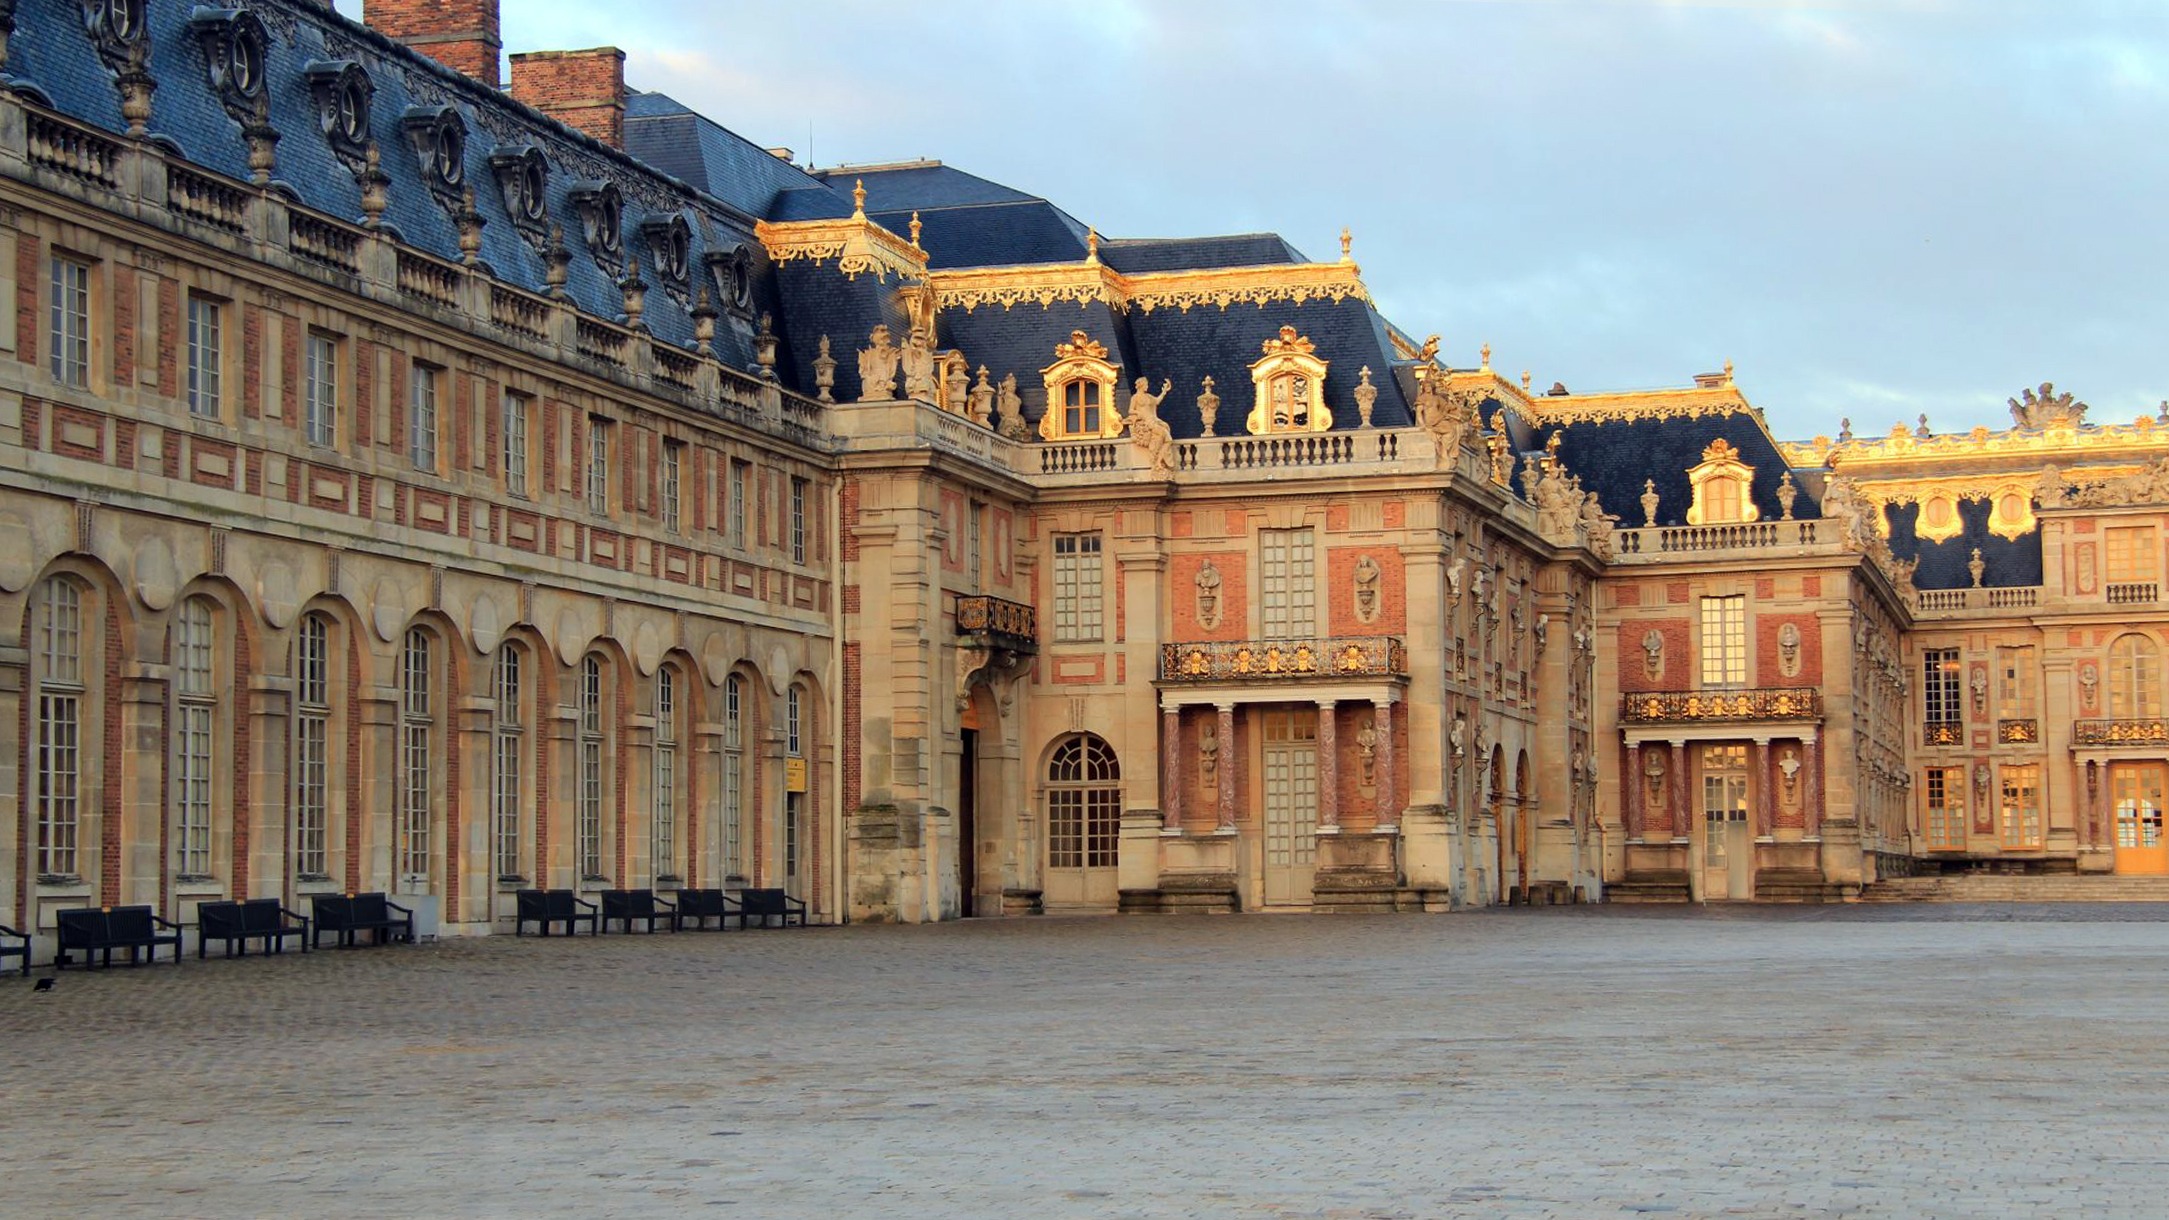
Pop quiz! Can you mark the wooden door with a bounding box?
[1261,711,1318,906]
[2113,763,2168,876]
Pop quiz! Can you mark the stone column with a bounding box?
[1804,736,1824,837]
[1216,703,1238,832]
[1316,700,1339,831]
[1753,739,1774,837]
[1161,706,1183,834]
[1625,741,1644,839]
[1373,698,1397,830]
[1670,740,1690,837]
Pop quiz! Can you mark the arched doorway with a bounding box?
[1043,733,1120,910]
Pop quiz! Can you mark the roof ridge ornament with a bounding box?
[2009,382,2087,430]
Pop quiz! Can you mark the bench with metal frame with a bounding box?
[730,888,807,929]
[514,889,600,937]
[599,888,678,933]
[55,906,184,969]
[196,899,312,959]
[310,893,414,949]
[671,888,737,930]
[0,923,28,977]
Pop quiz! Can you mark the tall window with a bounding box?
[492,645,524,881]
[652,667,680,881]
[723,675,745,879]
[2000,764,2042,850]
[790,476,809,564]
[1262,528,1318,639]
[1698,595,1747,688]
[174,597,217,879]
[786,685,803,759]
[1996,646,2036,719]
[586,418,611,514]
[1059,378,1103,437]
[35,578,86,878]
[1925,766,1966,851]
[578,655,606,879]
[409,364,439,472]
[502,392,530,498]
[785,685,805,887]
[48,255,90,389]
[1047,733,1120,869]
[1052,532,1104,642]
[304,333,339,447]
[967,501,983,586]
[398,629,435,888]
[728,459,749,548]
[1923,648,1963,725]
[661,441,683,534]
[1265,371,1315,432]
[2105,527,2159,585]
[1701,477,1743,525]
[294,614,332,880]
[2108,635,2162,719]
[186,295,223,418]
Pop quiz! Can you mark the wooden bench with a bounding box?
[311,893,414,949]
[514,889,599,936]
[56,906,184,969]
[731,888,807,929]
[196,899,312,959]
[599,888,678,933]
[0,923,27,977]
[672,888,735,930]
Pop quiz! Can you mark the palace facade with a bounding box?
[0,0,2162,955]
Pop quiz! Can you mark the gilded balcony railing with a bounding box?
[956,595,1037,650]
[1159,637,1407,683]
[2073,719,2169,746]
[1619,687,1822,724]
[1997,718,2040,744]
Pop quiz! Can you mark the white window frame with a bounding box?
[790,476,808,564]
[1698,594,1748,690]
[49,254,90,389]
[174,597,217,879]
[1046,733,1120,870]
[304,332,339,448]
[652,667,679,880]
[662,440,683,534]
[294,614,332,880]
[1052,532,1104,642]
[35,578,85,879]
[1261,527,1318,639]
[493,645,524,881]
[586,417,611,515]
[578,654,606,880]
[728,459,749,549]
[502,391,530,499]
[398,628,435,887]
[186,294,223,419]
[723,675,744,879]
[409,363,440,472]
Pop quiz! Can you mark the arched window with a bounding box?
[652,666,681,882]
[1046,733,1120,870]
[491,644,525,881]
[398,628,436,889]
[1245,326,1332,435]
[577,654,608,880]
[173,597,218,880]
[2109,635,2162,719]
[722,674,745,879]
[293,613,336,880]
[33,577,86,879]
[1686,438,1759,526]
[1038,331,1121,441]
[1059,378,1103,437]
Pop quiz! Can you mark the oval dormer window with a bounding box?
[104,0,147,44]
[229,22,265,98]
[337,74,370,145]
[519,158,547,223]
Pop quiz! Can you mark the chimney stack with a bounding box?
[510,48,629,149]
[365,0,503,88]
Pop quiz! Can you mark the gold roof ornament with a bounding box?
[1053,330,1109,361]
[1085,226,1100,265]
[1339,227,1353,263]
[1480,342,1491,371]
[1259,324,1316,358]
[908,211,922,250]
[851,178,866,218]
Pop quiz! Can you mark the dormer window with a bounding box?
[1685,437,1759,525]
[568,180,625,274]
[304,60,374,174]
[489,145,551,250]
[1038,331,1122,441]
[401,106,468,209]
[191,9,271,118]
[84,0,149,66]
[641,213,693,294]
[1246,325,1332,434]
[705,246,756,316]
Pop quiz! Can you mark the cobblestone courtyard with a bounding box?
[3,906,2166,1218]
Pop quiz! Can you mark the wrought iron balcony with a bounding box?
[1923,720,1964,746]
[2073,719,2169,747]
[1618,687,1822,725]
[1997,718,2040,744]
[1159,636,1407,683]
[955,595,1037,653]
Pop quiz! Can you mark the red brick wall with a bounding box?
[15,233,37,365]
[112,266,136,387]
[1755,613,1822,686]
[508,48,627,147]
[1325,547,1405,636]
[365,0,503,86]
[1619,619,1690,692]
[1169,551,1246,641]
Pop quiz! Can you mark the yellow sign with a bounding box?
[785,757,808,793]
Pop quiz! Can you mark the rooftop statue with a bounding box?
[2009,382,2088,430]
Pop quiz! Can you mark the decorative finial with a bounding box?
[1339,227,1353,262]
[909,210,923,250]
[1521,370,1532,393]
[1085,227,1100,264]
[852,178,866,217]
[1916,412,1932,438]
[1723,358,1734,384]
[2158,399,2167,424]
[1481,343,1491,370]
[1838,416,1853,442]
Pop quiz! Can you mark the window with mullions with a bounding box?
[723,675,745,878]
[727,459,749,549]
[662,441,683,535]
[2000,764,2042,850]
[1924,765,1966,851]
[577,655,607,880]
[1698,595,1747,689]
[34,577,86,879]
[186,295,223,418]
[1046,733,1120,870]
[49,255,90,389]
[790,476,808,564]
[409,364,440,472]
[174,597,218,879]
[1996,646,2036,719]
[1059,378,1104,437]
[502,392,531,498]
[294,613,333,879]
[2108,635,2162,719]
[398,629,436,888]
[304,333,339,447]
[1262,528,1318,639]
[1923,648,1963,725]
[1052,532,1103,642]
[492,645,524,881]
[652,667,680,881]
[586,417,612,515]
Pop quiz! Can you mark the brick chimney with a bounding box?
[510,48,628,148]
[365,0,503,88]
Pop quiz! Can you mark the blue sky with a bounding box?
[453,0,2163,439]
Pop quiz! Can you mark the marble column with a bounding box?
[1373,698,1397,829]
[1804,737,1824,836]
[1670,740,1690,837]
[1161,706,1183,833]
[1753,739,1774,837]
[1625,741,1644,839]
[1316,701,1339,831]
[1216,703,1238,832]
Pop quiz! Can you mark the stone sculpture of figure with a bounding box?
[1968,547,1986,589]
[1195,560,1223,630]
[1416,333,1441,365]
[1642,628,1665,678]
[1413,375,1475,458]
[1579,491,1616,560]
[1778,622,1802,677]
[1820,475,1867,546]
[1196,376,1221,437]
[1450,716,1467,758]
[1486,415,1511,485]
[1779,749,1802,802]
[967,366,996,427]
[996,374,1029,441]
[1354,554,1382,623]
[1127,378,1177,475]
[1644,749,1667,808]
[1356,717,1380,787]
[1447,556,1467,601]
[901,328,939,402]
[856,325,900,402]
[1199,721,1221,790]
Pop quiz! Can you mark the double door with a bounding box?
[2113,763,2167,875]
[1260,711,1318,906]
[1700,746,1752,900]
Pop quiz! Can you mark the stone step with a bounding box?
[1860,875,2169,902]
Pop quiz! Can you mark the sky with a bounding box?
[471,0,2164,440]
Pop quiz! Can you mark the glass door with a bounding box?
[1261,711,1318,906]
[2113,763,2168,876]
